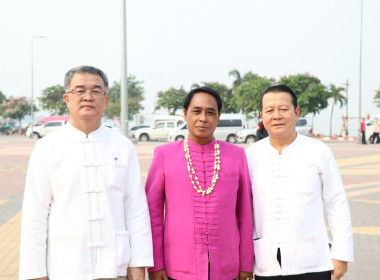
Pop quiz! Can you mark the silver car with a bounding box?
[237,117,312,143]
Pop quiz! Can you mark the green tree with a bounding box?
[232,74,274,120]
[155,86,187,115]
[38,84,68,115]
[105,75,145,120]
[192,82,237,113]
[374,86,380,108]
[326,84,346,136]
[278,73,328,116]
[228,69,242,88]
[0,96,37,127]
[0,90,6,105]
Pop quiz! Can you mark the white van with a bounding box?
[153,115,185,127]
[366,113,380,142]
[168,113,246,143]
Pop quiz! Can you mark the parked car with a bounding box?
[237,117,312,144]
[236,127,258,144]
[168,113,246,143]
[134,120,180,141]
[29,120,69,139]
[296,117,313,137]
[365,113,380,143]
[26,116,70,138]
[128,125,149,139]
[0,122,18,135]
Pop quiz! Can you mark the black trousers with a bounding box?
[255,248,331,280]
[371,132,380,144]
[362,131,367,144]
[254,271,331,280]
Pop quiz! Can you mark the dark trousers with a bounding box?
[371,132,380,144]
[255,248,331,280]
[254,271,331,280]
[362,131,367,144]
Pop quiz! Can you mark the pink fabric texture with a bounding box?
[145,138,254,280]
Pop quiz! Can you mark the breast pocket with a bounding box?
[293,169,321,196]
[218,171,239,195]
[105,163,126,188]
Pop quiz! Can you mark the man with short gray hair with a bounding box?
[19,65,153,280]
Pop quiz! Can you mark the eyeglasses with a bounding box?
[66,88,106,99]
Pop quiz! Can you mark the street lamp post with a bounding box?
[120,0,129,136]
[30,35,45,135]
[342,79,349,136]
[358,0,363,142]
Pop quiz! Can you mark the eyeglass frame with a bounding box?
[65,87,108,99]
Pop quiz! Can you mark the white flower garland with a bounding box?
[184,135,221,195]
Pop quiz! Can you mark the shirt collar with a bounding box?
[187,137,216,152]
[65,121,106,141]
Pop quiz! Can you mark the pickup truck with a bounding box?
[29,120,68,139]
[134,120,182,141]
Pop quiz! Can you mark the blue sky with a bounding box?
[1,0,379,135]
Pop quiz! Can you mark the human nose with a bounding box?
[82,90,95,100]
[199,111,207,122]
[273,109,282,119]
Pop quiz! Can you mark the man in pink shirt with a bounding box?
[145,87,254,280]
[360,117,367,144]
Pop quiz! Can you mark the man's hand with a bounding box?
[239,270,253,280]
[127,267,145,280]
[331,259,348,280]
[148,269,169,280]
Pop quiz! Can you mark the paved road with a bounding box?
[0,135,379,279]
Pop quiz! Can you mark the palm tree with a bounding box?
[327,84,346,136]
[228,69,242,88]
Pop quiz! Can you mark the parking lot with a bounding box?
[0,135,380,279]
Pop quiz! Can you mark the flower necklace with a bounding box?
[184,135,221,195]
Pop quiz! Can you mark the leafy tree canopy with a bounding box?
[0,90,6,105]
[278,73,328,116]
[105,75,145,120]
[374,86,380,108]
[0,96,37,126]
[326,84,346,136]
[194,82,237,113]
[38,84,67,115]
[155,87,187,115]
[231,74,274,119]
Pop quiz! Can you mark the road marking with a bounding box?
[349,198,380,204]
[352,226,380,236]
[344,181,380,189]
[346,187,380,198]
[336,154,380,167]
[340,169,380,175]
[0,164,26,172]
[0,199,9,207]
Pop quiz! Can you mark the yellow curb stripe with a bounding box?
[344,181,380,189]
[0,199,9,207]
[349,198,380,204]
[352,226,380,236]
[0,211,22,278]
[336,155,380,168]
[346,187,380,198]
[339,169,380,175]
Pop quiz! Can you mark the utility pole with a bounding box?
[120,0,129,136]
[358,0,363,142]
[343,79,350,136]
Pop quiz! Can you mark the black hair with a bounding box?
[183,86,223,113]
[64,65,109,92]
[260,84,297,111]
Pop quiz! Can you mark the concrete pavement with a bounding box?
[0,135,379,279]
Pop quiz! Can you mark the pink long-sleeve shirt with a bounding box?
[145,138,254,280]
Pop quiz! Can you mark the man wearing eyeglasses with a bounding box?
[19,65,153,280]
